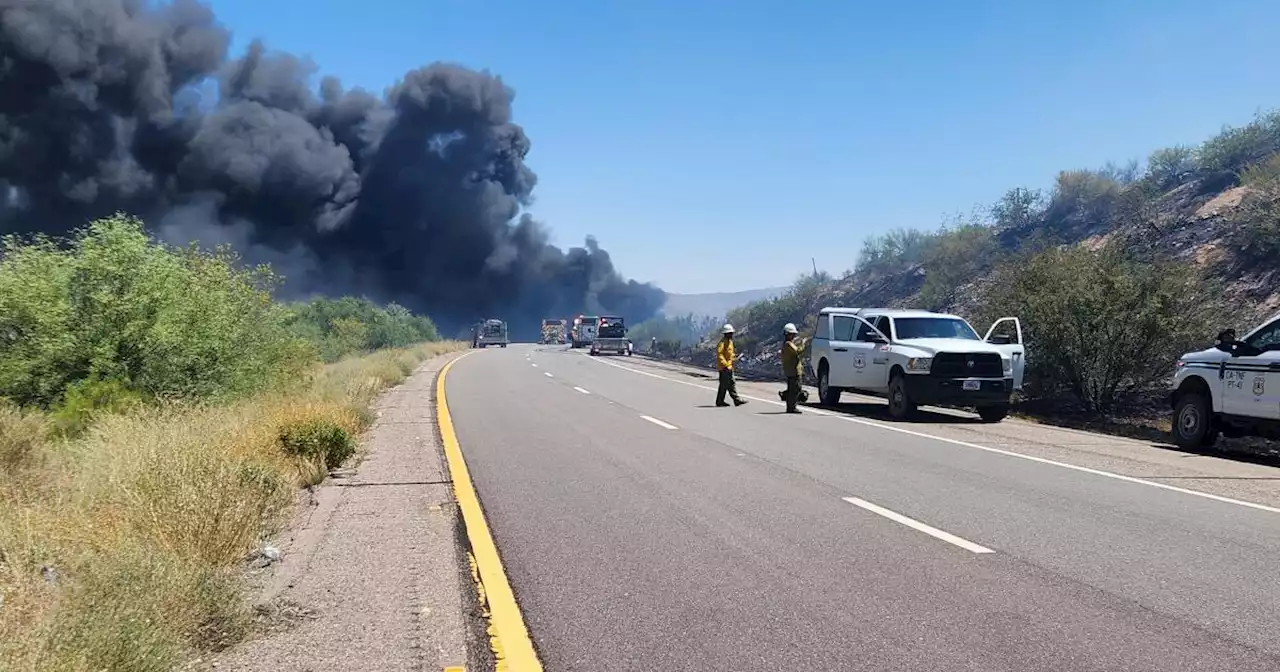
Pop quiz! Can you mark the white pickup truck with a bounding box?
[808,307,1026,422]
[1170,312,1280,449]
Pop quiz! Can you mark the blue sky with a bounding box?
[208,0,1280,294]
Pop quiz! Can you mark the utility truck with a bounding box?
[808,307,1025,422]
[589,316,632,356]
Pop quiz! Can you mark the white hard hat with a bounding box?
[783,323,798,334]
[722,323,735,334]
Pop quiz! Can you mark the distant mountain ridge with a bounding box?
[659,286,788,320]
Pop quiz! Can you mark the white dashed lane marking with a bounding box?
[639,415,678,430]
[843,497,995,554]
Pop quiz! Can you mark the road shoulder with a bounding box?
[195,351,486,672]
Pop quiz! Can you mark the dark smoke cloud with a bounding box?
[0,0,664,338]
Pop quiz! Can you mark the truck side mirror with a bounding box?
[988,334,1012,345]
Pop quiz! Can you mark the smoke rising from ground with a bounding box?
[0,0,664,338]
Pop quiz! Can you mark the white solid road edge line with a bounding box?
[843,497,995,554]
[639,415,679,430]
[580,353,1280,516]
[573,386,591,394]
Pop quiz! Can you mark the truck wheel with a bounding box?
[1172,392,1215,449]
[817,363,841,406]
[976,405,1009,423]
[887,374,916,420]
[501,343,507,348]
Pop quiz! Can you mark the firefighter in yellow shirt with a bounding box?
[780,323,806,414]
[715,324,747,407]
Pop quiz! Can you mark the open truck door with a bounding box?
[984,317,1026,390]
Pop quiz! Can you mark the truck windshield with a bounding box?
[893,317,980,341]
[598,320,625,337]
[483,323,504,336]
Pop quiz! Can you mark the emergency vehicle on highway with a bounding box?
[589,316,632,356]
[808,307,1025,422]
[1170,312,1280,448]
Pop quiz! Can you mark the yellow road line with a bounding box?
[437,351,545,672]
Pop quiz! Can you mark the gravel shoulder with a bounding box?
[195,352,487,672]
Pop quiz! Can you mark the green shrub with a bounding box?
[918,224,1002,310]
[1235,181,1280,260]
[277,418,356,470]
[1238,153,1280,188]
[1197,111,1280,179]
[50,376,144,438]
[855,228,934,276]
[0,214,313,409]
[1146,145,1198,188]
[283,297,440,362]
[976,243,1222,413]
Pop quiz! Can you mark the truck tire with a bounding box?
[501,343,507,348]
[976,405,1009,423]
[1172,392,1215,449]
[817,362,841,406]
[887,373,916,420]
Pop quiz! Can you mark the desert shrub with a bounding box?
[49,376,145,438]
[0,214,313,408]
[1045,168,1123,225]
[1238,153,1280,188]
[990,187,1046,230]
[1197,111,1280,181]
[1234,180,1280,260]
[977,243,1222,413]
[1146,145,1198,188]
[854,228,935,276]
[277,418,356,471]
[284,297,440,362]
[918,224,1002,310]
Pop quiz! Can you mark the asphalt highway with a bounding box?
[445,344,1280,671]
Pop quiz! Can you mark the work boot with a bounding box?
[716,401,731,407]
[734,398,748,407]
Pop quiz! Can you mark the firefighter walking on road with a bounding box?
[780,323,806,414]
[716,324,747,407]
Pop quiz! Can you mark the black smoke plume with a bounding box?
[0,0,664,339]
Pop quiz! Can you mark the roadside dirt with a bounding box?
[192,352,489,672]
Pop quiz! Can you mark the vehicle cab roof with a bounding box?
[817,306,964,320]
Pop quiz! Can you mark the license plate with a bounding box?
[962,380,981,391]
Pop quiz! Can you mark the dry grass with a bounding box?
[0,341,466,672]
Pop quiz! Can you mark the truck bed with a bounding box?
[590,337,631,355]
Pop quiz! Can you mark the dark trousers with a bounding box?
[716,369,742,405]
[784,375,801,411]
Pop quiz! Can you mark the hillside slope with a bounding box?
[685,110,1280,430]
[659,286,788,319]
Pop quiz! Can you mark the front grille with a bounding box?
[930,352,1003,378]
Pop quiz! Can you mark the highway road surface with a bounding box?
[444,344,1280,671]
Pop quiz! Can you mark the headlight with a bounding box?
[906,357,932,372]
[1002,358,1013,374]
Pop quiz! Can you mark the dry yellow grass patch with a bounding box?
[0,341,466,672]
